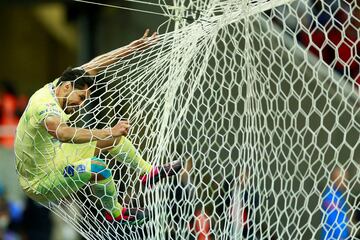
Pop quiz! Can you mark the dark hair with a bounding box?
[58,67,94,90]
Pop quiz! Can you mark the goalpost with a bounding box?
[34,0,359,239]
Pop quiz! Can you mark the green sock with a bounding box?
[92,177,122,218]
[109,136,152,174]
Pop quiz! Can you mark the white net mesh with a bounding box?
[15,0,360,239]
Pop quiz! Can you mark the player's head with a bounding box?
[57,67,94,114]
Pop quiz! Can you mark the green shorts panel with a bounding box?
[22,141,97,203]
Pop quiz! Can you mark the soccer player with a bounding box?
[14,29,183,225]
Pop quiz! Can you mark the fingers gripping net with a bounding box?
[19,0,360,239]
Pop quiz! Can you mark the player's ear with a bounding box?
[63,82,73,91]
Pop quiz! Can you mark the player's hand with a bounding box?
[111,121,130,137]
[128,29,158,50]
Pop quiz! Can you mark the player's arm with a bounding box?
[81,29,157,76]
[44,115,129,143]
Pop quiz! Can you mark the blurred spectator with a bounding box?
[215,169,279,240]
[214,169,270,240]
[320,166,350,240]
[161,157,196,240]
[170,157,196,239]
[229,170,260,239]
[0,183,10,239]
[190,204,212,240]
[296,0,359,85]
[0,81,28,149]
[21,197,53,240]
[0,180,24,240]
[268,0,359,85]
[313,0,350,27]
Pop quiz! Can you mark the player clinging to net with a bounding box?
[14,29,184,225]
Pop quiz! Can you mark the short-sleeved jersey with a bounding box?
[14,80,70,185]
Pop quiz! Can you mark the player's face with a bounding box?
[64,85,91,114]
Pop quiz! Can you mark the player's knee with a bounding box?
[90,157,111,179]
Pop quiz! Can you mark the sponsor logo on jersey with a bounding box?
[76,164,86,174]
[63,165,75,177]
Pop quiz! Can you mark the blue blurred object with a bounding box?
[321,186,350,240]
[8,202,23,223]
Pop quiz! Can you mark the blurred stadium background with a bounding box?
[0,0,359,239]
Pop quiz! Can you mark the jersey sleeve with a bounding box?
[30,98,68,127]
[34,102,62,122]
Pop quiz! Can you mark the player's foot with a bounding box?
[104,207,149,225]
[140,157,191,188]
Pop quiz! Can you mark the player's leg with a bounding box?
[55,142,149,224]
[95,137,152,174]
[87,157,122,219]
[36,157,148,224]
[88,157,149,224]
[95,136,187,188]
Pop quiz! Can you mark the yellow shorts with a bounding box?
[22,141,97,203]
[54,141,98,168]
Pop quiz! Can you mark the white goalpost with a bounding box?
[18,0,360,239]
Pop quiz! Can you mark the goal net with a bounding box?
[23,0,360,239]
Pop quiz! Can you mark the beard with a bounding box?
[63,98,79,114]
[64,104,79,114]
[64,106,74,114]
